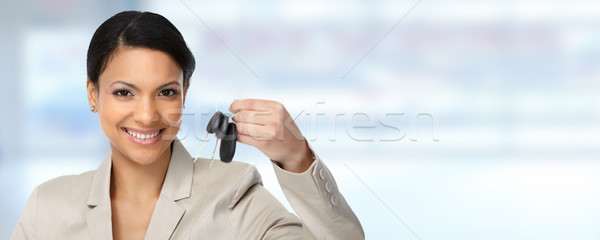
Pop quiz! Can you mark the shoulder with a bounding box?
[37,169,95,193]
[189,159,302,238]
[34,170,95,206]
[192,158,262,209]
[193,158,262,186]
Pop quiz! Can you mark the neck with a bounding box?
[109,144,172,201]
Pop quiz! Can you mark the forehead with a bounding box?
[99,47,183,87]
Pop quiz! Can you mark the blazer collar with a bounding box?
[85,138,194,240]
[158,138,194,201]
[85,151,113,240]
[87,151,112,207]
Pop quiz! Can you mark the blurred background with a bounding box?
[1,0,600,239]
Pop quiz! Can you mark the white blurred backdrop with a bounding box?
[1,0,600,239]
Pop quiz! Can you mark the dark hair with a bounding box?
[86,11,195,88]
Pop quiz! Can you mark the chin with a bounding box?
[127,149,168,166]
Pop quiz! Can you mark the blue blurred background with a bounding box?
[1,0,600,239]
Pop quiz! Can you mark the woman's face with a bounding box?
[87,47,187,165]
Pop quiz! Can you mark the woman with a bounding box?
[11,11,363,240]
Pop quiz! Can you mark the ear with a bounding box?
[87,78,99,112]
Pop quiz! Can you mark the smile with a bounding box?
[121,127,165,145]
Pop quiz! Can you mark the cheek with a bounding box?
[159,103,184,128]
[97,98,131,129]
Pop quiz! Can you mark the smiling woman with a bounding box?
[88,46,188,240]
[11,11,363,240]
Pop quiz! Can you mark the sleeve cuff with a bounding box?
[270,142,344,219]
[270,142,318,175]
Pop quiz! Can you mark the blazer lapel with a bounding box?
[86,201,113,240]
[144,138,194,240]
[86,152,114,240]
[144,195,186,240]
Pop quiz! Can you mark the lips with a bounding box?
[121,127,165,145]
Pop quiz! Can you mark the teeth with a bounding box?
[126,129,160,140]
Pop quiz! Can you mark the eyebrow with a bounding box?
[110,80,181,91]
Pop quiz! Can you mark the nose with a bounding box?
[133,96,160,126]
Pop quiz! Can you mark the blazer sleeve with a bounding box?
[271,145,365,240]
[11,187,39,240]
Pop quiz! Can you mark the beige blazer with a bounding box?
[11,139,364,239]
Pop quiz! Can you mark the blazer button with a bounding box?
[330,194,338,206]
[319,168,326,180]
[325,181,332,193]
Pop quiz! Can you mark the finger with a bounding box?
[237,134,268,149]
[235,122,274,140]
[233,110,275,125]
[229,99,278,113]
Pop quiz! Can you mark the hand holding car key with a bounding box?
[194,98,314,173]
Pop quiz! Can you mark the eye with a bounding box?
[159,89,178,97]
[113,89,133,97]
